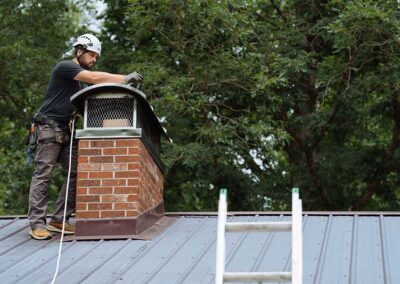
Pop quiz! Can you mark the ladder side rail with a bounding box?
[297,198,303,284]
[215,189,228,284]
[292,188,303,284]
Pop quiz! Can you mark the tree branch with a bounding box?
[287,125,334,207]
[310,53,355,151]
[0,90,23,110]
[350,89,400,210]
[270,0,287,23]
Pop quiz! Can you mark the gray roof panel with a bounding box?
[1,213,400,284]
[353,216,385,284]
[313,216,353,284]
[382,217,400,283]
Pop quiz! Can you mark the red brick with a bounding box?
[76,202,87,211]
[76,187,88,195]
[77,172,89,179]
[89,171,113,179]
[77,179,101,187]
[138,180,146,190]
[90,156,114,163]
[89,187,113,194]
[127,194,140,202]
[101,194,128,202]
[128,148,140,155]
[78,163,102,171]
[101,211,126,218]
[128,179,140,186]
[76,195,100,202]
[103,148,128,155]
[78,156,89,164]
[88,202,113,210]
[102,179,126,186]
[76,136,166,221]
[102,163,128,171]
[126,210,141,217]
[115,139,140,147]
[90,140,114,148]
[114,202,139,210]
[138,199,147,211]
[139,202,145,212]
[115,155,139,163]
[114,187,139,194]
[77,211,100,219]
[115,171,140,178]
[128,163,141,170]
[79,140,90,148]
[79,148,102,156]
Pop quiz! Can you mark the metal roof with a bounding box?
[1,213,400,283]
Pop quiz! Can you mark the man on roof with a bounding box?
[28,34,143,240]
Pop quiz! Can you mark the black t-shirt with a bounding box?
[38,60,88,126]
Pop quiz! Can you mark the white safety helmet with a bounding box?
[73,34,101,56]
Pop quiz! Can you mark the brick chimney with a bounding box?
[74,138,164,237]
[70,84,167,238]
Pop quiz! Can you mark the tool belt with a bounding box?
[26,112,75,165]
[33,112,69,144]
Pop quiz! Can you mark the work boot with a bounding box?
[29,228,53,240]
[47,222,74,235]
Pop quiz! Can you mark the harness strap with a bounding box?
[38,137,58,144]
[33,112,68,131]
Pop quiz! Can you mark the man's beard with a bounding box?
[78,58,94,70]
[82,62,94,70]
[86,63,94,70]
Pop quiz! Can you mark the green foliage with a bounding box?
[100,0,400,211]
[2,0,400,214]
[0,0,81,214]
[99,0,289,211]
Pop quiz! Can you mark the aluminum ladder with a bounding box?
[215,188,303,284]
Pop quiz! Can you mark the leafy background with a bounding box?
[1,0,400,215]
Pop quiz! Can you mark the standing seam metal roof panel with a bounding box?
[1,213,400,284]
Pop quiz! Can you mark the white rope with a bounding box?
[51,117,75,284]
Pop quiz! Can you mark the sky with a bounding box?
[75,0,107,33]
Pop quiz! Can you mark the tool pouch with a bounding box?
[55,127,65,144]
[25,123,37,145]
[26,123,37,165]
[37,125,67,145]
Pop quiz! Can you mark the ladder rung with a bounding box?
[225,221,292,232]
[223,272,292,282]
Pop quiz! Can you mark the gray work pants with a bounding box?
[28,124,78,230]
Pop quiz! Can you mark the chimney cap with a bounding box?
[70,83,169,138]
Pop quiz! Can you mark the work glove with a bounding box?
[124,72,143,84]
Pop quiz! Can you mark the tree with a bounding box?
[0,0,81,214]
[100,0,400,211]
[2,0,400,214]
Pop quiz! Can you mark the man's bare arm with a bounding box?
[74,70,126,84]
